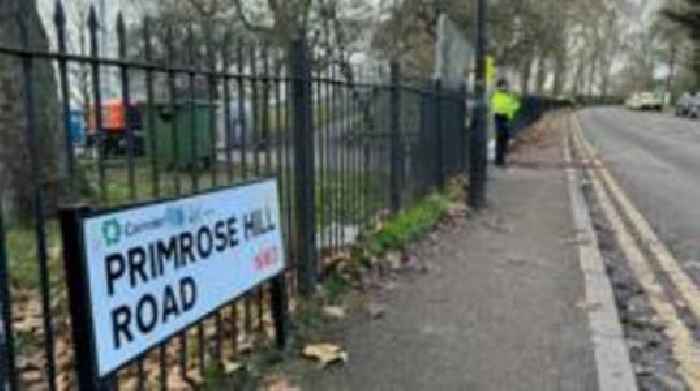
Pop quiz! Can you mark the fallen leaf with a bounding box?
[386,251,402,271]
[262,375,301,391]
[367,303,386,319]
[447,203,469,217]
[302,344,348,367]
[322,306,346,320]
[383,280,399,291]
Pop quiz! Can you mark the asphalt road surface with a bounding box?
[578,107,700,283]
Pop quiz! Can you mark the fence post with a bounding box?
[434,79,445,190]
[59,206,113,391]
[290,38,318,296]
[459,83,468,172]
[390,61,402,213]
[469,0,488,209]
[270,273,289,349]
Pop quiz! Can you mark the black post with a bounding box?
[59,206,111,391]
[459,83,468,172]
[270,273,289,349]
[290,38,317,296]
[390,61,402,213]
[117,13,136,201]
[54,1,76,200]
[435,79,445,190]
[143,16,160,198]
[88,6,107,202]
[469,0,488,209]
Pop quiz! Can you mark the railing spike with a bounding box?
[87,5,98,32]
[54,0,65,26]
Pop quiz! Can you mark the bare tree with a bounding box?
[662,0,700,89]
[0,0,62,222]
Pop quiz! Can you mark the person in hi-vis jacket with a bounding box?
[490,79,520,166]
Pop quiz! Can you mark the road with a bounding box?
[578,107,700,283]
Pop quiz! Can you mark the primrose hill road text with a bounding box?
[81,180,285,376]
[105,206,278,350]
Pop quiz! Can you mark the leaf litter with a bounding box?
[302,344,349,367]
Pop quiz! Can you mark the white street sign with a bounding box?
[81,179,284,376]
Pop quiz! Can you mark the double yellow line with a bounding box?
[568,113,700,389]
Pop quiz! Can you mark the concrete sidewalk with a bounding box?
[297,116,627,390]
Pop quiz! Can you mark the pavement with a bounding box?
[578,108,700,284]
[298,113,610,390]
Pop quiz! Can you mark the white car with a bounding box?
[675,92,700,118]
[625,94,641,110]
[635,92,664,111]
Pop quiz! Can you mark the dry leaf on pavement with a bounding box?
[386,251,403,271]
[260,375,301,391]
[367,302,386,319]
[262,378,301,391]
[302,344,348,367]
[322,306,347,320]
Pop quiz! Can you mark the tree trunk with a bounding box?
[520,57,533,95]
[587,56,596,97]
[571,59,584,97]
[552,47,566,96]
[600,59,611,97]
[666,44,676,96]
[0,0,62,224]
[536,54,547,95]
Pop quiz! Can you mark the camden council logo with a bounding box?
[101,207,186,247]
[101,218,122,247]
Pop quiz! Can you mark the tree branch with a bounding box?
[233,0,272,34]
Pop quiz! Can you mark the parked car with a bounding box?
[625,93,641,110]
[636,92,664,111]
[675,92,699,118]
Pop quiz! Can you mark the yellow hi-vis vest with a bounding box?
[491,90,520,120]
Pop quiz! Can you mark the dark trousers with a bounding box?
[495,114,510,166]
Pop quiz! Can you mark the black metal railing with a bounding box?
[0,3,469,390]
[511,96,572,137]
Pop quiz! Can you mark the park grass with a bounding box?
[5,221,61,290]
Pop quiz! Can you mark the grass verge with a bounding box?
[365,194,449,257]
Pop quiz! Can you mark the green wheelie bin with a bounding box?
[138,101,218,170]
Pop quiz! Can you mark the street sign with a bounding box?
[61,178,285,380]
[434,14,473,88]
